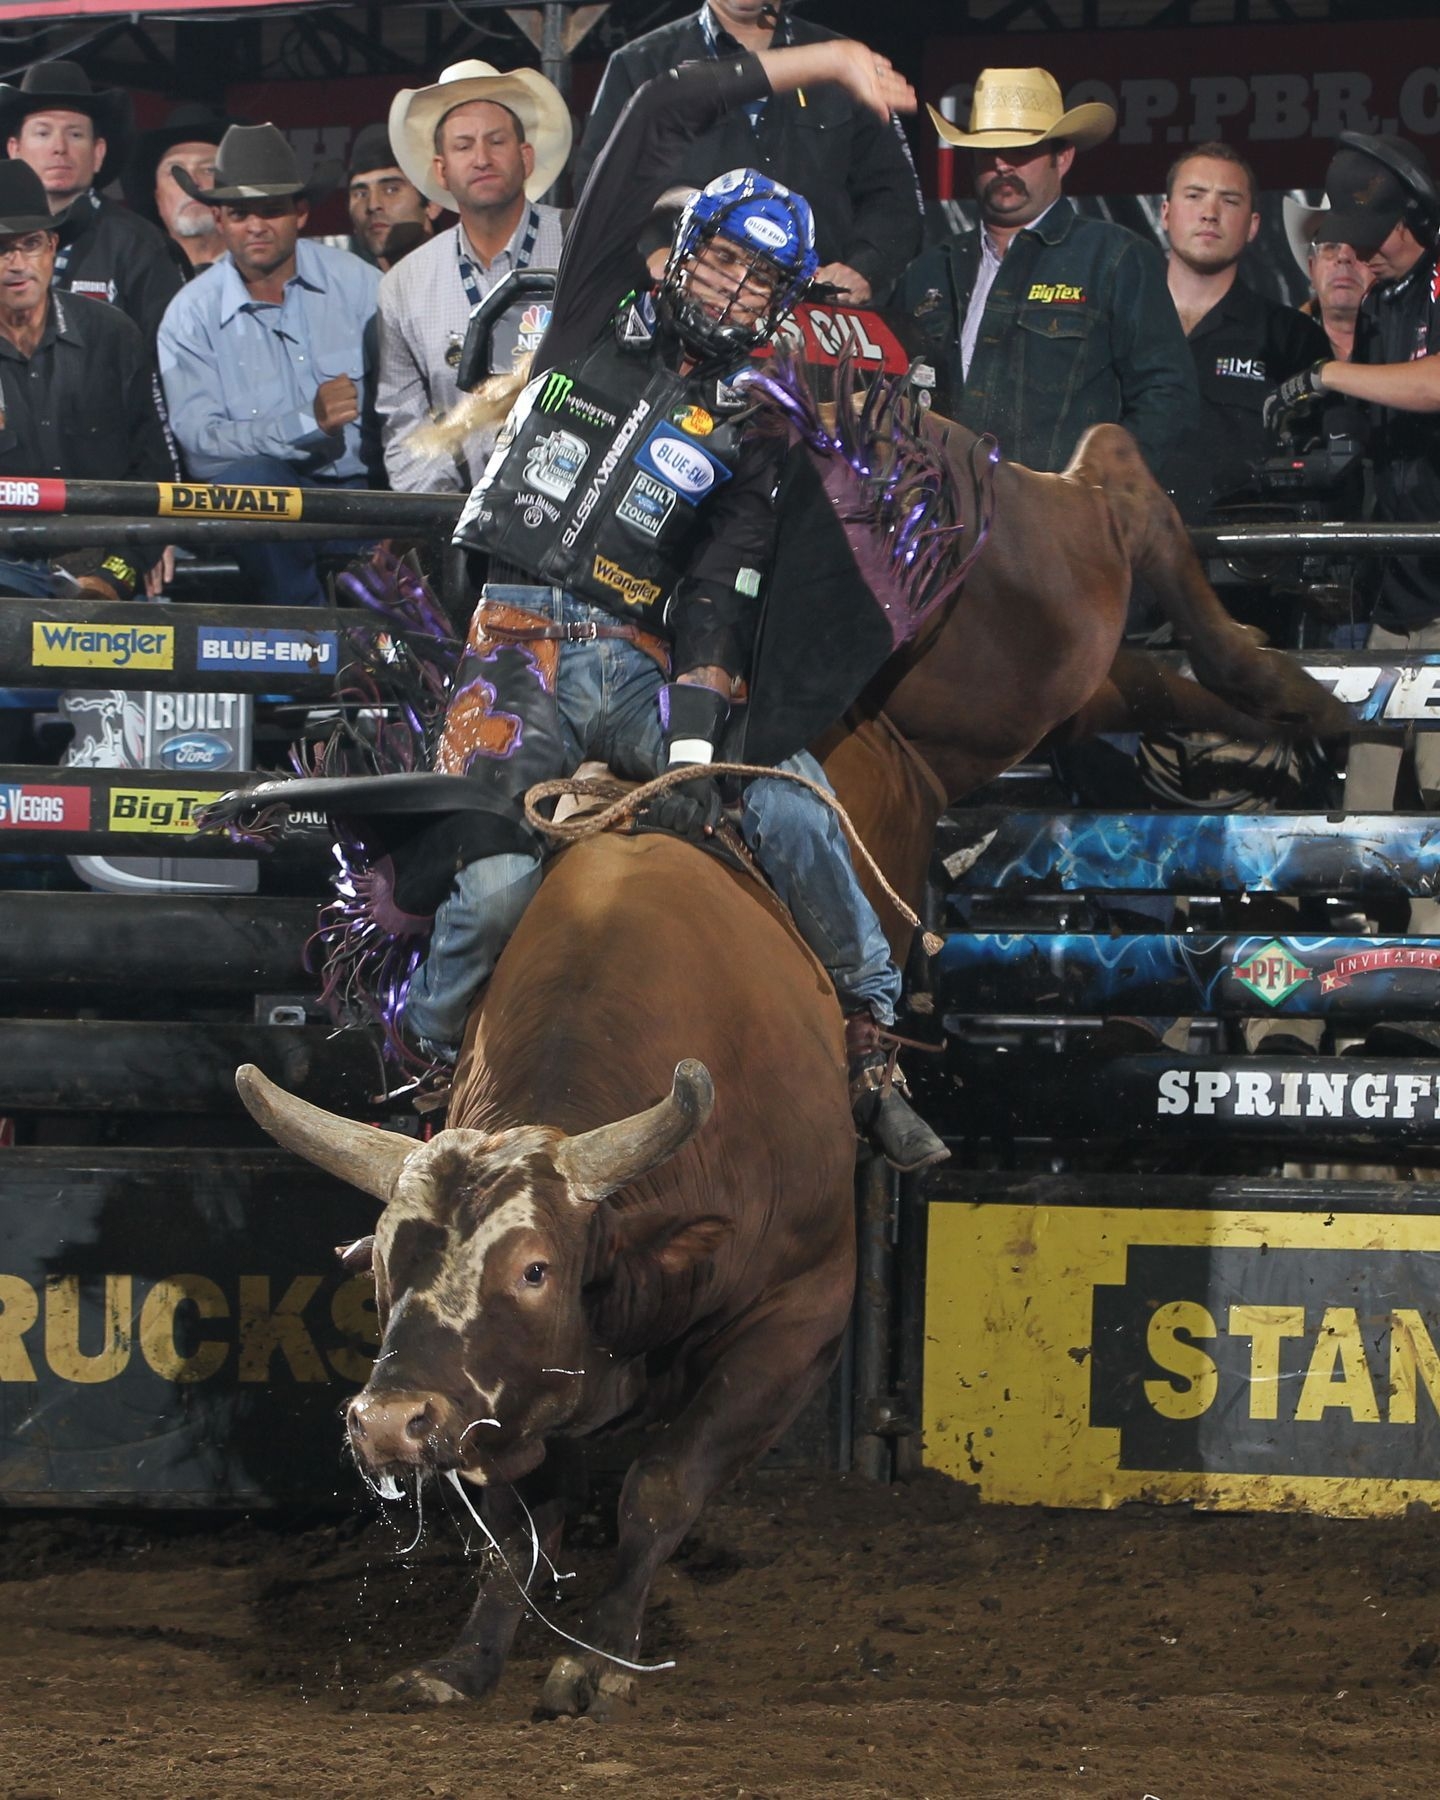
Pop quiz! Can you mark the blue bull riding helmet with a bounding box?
[660,168,819,358]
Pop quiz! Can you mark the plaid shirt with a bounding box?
[375,207,566,494]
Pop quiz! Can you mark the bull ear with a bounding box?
[235,1064,414,1205]
[554,1059,714,1200]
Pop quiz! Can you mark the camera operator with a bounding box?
[1266,133,1440,813]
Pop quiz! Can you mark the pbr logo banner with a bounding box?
[925,1200,1440,1516]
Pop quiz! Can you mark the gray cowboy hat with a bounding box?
[0,59,133,180]
[171,121,340,205]
[929,67,1115,154]
[0,159,57,235]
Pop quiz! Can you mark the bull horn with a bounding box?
[235,1064,415,1204]
[554,1058,715,1199]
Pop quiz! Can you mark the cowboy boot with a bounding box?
[844,1012,949,1173]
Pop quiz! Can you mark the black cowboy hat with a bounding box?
[121,101,239,217]
[0,159,57,235]
[348,121,403,180]
[0,60,132,181]
[171,121,340,205]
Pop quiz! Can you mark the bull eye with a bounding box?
[522,1261,548,1287]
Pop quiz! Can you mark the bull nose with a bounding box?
[347,1392,440,1465]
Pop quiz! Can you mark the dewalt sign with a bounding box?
[924,1201,1440,1517]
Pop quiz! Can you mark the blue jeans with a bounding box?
[404,586,901,1050]
[206,456,369,608]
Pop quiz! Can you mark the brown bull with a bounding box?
[237,831,855,1714]
[822,416,1355,946]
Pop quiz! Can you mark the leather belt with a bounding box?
[478,607,671,666]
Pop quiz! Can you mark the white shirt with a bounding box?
[959,199,1060,380]
[376,205,566,494]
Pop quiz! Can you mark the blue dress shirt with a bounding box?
[157,238,381,481]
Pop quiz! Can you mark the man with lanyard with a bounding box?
[377,61,569,494]
[157,124,380,608]
[574,0,920,306]
[0,59,181,344]
[403,37,946,1171]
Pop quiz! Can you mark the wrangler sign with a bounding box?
[924,1198,1440,1516]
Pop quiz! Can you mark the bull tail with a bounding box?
[403,355,534,466]
[1068,424,1355,739]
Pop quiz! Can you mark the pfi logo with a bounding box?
[1232,939,1311,1007]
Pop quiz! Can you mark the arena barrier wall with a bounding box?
[923,1172,1440,1519]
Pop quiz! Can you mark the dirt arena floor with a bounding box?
[3,1469,1440,1799]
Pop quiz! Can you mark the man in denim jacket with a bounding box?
[897,67,1196,482]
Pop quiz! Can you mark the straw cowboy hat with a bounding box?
[928,67,1115,153]
[388,59,572,207]
[170,122,340,204]
[0,59,133,179]
[1282,195,1331,274]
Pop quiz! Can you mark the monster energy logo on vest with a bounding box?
[456,334,746,626]
[538,371,574,412]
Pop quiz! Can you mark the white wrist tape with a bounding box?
[667,740,715,766]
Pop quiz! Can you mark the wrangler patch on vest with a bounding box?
[591,555,662,608]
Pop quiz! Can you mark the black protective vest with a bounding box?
[454,311,752,627]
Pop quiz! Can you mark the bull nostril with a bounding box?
[347,1406,367,1440]
[404,1408,431,1442]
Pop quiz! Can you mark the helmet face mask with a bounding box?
[659,168,818,359]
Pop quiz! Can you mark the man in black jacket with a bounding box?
[0,161,171,601]
[0,59,181,343]
[573,0,921,305]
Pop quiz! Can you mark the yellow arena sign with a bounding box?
[32,621,174,670]
[108,788,226,833]
[924,1200,1440,1518]
[158,482,304,520]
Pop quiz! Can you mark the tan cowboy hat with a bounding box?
[388,60,572,208]
[929,67,1115,153]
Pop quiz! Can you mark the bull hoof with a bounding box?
[537,1653,592,1718]
[379,1663,475,1709]
[536,1655,637,1720]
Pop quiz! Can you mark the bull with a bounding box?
[237,829,855,1714]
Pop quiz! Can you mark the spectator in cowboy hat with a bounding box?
[897,65,1195,481]
[156,123,381,606]
[347,121,440,272]
[122,102,239,277]
[375,59,570,493]
[1282,191,1375,364]
[0,58,181,341]
[0,160,171,607]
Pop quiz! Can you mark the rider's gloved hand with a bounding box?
[1262,359,1329,437]
[647,679,729,837]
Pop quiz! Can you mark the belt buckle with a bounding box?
[567,620,599,643]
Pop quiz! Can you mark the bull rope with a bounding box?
[523,761,945,958]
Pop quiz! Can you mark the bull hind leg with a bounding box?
[1069,425,1352,739]
[379,1457,573,1709]
[537,1306,848,1720]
